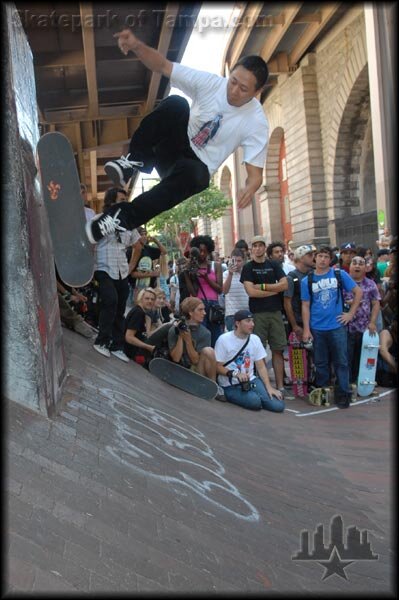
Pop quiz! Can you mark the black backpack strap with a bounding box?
[333,268,345,306]
[308,270,314,306]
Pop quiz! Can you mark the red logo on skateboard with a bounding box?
[47,180,61,200]
[366,358,375,369]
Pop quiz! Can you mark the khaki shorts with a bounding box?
[253,310,287,352]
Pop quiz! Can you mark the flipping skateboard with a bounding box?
[37,132,94,287]
[288,331,308,397]
[357,330,380,396]
[149,358,218,400]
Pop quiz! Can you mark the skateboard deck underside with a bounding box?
[149,358,218,400]
[37,132,94,287]
[288,332,308,397]
[357,331,379,396]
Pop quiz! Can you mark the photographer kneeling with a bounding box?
[168,297,218,381]
[215,310,285,412]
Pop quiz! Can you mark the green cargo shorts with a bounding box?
[253,310,287,352]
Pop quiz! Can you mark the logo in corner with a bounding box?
[292,514,378,581]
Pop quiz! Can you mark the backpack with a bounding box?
[307,267,345,308]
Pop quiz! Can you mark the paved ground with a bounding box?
[5,328,395,593]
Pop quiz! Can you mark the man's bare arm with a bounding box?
[237,164,263,209]
[114,29,173,77]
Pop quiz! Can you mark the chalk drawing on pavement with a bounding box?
[100,388,260,522]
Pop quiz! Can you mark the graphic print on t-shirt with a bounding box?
[311,277,339,309]
[191,114,223,148]
[136,255,153,289]
[235,350,251,374]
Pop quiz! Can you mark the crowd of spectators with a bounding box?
[62,188,397,412]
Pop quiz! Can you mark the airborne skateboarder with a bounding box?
[86,28,270,244]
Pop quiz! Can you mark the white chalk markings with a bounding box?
[100,388,260,522]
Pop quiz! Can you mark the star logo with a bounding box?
[318,547,354,580]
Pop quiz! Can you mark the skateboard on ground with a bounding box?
[357,330,380,396]
[308,387,331,407]
[37,132,94,287]
[288,331,308,397]
[149,358,218,400]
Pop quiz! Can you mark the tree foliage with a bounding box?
[147,181,231,253]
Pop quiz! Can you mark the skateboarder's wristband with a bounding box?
[260,283,266,291]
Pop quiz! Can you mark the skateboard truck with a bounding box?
[308,387,330,407]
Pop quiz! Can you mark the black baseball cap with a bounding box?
[234,309,254,322]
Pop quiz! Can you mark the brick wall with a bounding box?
[261,8,375,248]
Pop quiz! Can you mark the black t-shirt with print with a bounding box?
[240,259,285,312]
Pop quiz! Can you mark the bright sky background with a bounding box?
[133,3,237,196]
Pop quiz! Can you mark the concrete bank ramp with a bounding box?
[7,328,393,593]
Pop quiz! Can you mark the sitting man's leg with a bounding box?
[223,385,262,410]
[252,377,285,412]
[196,347,217,381]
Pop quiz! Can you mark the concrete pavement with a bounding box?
[6,327,394,593]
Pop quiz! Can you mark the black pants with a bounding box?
[347,330,363,384]
[94,271,129,350]
[113,95,210,228]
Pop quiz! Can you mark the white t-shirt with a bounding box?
[170,63,269,176]
[223,271,249,316]
[215,331,266,387]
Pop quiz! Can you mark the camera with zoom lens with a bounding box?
[187,247,200,274]
[175,317,189,335]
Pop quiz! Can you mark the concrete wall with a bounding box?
[3,4,66,415]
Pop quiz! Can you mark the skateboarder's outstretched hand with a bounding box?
[114,29,139,56]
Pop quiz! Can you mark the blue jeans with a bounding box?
[311,326,351,393]
[223,377,285,412]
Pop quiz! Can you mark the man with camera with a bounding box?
[168,297,218,382]
[215,310,285,411]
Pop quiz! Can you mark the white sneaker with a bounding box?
[111,350,130,363]
[93,344,111,358]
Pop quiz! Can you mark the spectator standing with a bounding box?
[301,246,363,408]
[182,235,224,347]
[267,241,295,275]
[223,249,249,331]
[92,190,140,360]
[283,245,315,340]
[128,227,167,301]
[377,317,398,387]
[234,239,251,262]
[343,255,381,385]
[240,235,288,392]
[376,248,390,278]
[339,242,357,273]
[215,310,284,411]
